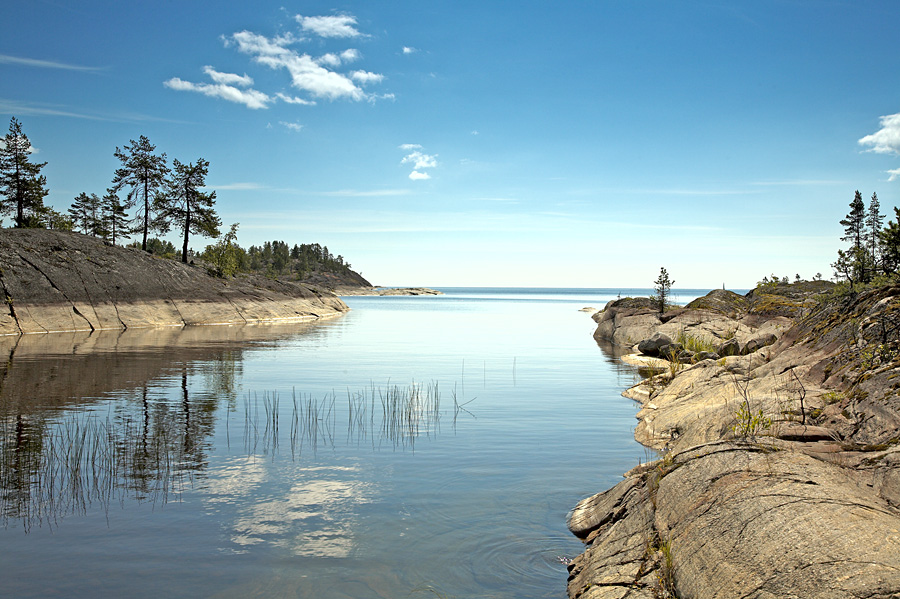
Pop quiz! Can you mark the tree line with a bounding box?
[199,232,354,280]
[832,190,900,289]
[0,117,358,281]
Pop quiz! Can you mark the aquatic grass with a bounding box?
[240,381,472,458]
[0,404,194,532]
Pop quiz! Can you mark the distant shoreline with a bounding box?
[336,286,443,296]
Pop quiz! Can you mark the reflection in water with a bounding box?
[0,363,226,531]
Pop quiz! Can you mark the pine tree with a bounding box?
[157,158,221,263]
[653,267,674,314]
[102,188,130,245]
[0,117,49,227]
[69,192,104,236]
[837,190,869,284]
[840,190,866,250]
[866,192,883,277]
[112,135,168,251]
[880,207,900,276]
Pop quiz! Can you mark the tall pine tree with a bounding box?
[836,190,869,284]
[0,117,49,227]
[158,158,221,263]
[102,188,130,245]
[866,191,883,278]
[112,135,168,251]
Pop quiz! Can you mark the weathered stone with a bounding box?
[716,337,741,356]
[573,284,900,599]
[637,333,673,356]
[741,332,778,355]
[0,229,348,335]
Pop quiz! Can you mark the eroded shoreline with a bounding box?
[566,287,900,599]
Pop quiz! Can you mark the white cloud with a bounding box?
[401,151,438,170]
[351,70,384,84]
[203,66,253,87]
[859,112,900,154]
[400,146,437,181]
[279,121,303,132]
[213,182,266,190]
[402,47,417,55]
[316,53,342,67]
[296,14,362,38]
[164,77,271,109]
[229,30,366,101]
[888,168,900,182]
[341,49,361,62]
[0,53,102,71]
[275,92,316,106]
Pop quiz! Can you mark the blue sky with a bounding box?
[3,0,900,288]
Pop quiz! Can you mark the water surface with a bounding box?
[0,288,701,598]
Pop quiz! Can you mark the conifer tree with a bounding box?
[102,188,130,245]
[866,192,883,277]
[158,158,220,263]
[840,190,866,250]
[112,135,168,251]
[69,192,100,235]
[836,190,869,284]
[653,267,674,314]
[0,117,49,227]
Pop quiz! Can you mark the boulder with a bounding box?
[638,332,673,357]
[716,337,741,357]
[656,342,684,358]
[741,332,778,355]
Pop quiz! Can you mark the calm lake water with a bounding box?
[0,287,707,599]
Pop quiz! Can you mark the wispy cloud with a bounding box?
[409,171,431,181]
[751,179,846,186]
[402,47,417,55]
[296,14,363,38]
[351,70,384,84]
[203,65,253,87]
[399,143,422,151]
[859,112,900,154]
[319,189,412,198]
[167,14,385,108]
[212,182,267,190]
[275,93,316,106]
[0,54,103,72]
[0,98,187,123]
[164,73,271,109]
[228,30,368,101]
[279,121,303,132]
[888,168,900,182]
[402,151,437,170]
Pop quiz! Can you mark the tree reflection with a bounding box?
[0,366,221,532]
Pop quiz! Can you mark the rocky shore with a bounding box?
[567,284,900,598]
[0,229,348,335]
